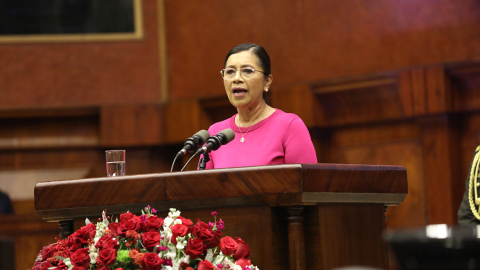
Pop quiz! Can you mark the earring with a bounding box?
[265,89,269,92]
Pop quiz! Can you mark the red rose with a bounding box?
[107,222,121,237]
[232,237,251,260]
[71,267,85,270]
[220,236,238,256]
[185,238,204,259]
[143,231,161,251]
[120,212,135,222]
[69,248,90,269]
[145,216,164,231]
[42,246,56,260]
[193,219,214,242]
[120,215,143,236]
[176,216,193,227]
[95,234,114,249]
[55,261,69,270]
[207,230,223,248]
[76,223,96,243]
[141,253,164,270]
[97,248,117,266]
[170,224,188,245]
[235,258,252,269]
[197,260,215,270]
[72,223,96,244]
[66,236,82,252]
[103,239,118,250]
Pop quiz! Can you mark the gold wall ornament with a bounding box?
[468,145,480,220]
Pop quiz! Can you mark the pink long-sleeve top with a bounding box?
[200,109,317,169]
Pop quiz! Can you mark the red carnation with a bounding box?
[134,253,144,265]
[38,261,53,270]
[126,230,139,240]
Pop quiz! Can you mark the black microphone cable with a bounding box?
[180,152,200,172]
[170,155,178,172]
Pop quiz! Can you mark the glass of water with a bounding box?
[105,150,125,177]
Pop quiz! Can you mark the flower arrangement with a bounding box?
[31,206,258,270]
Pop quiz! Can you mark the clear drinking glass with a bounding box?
[105,150,125,177]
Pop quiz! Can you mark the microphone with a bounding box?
[195,128,235,155]
[176,130,210,158]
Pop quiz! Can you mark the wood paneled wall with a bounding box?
[0,0,160,108]
[3,1,480,270]
[166,0,480,100]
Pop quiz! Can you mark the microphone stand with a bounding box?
[198,153,210,170]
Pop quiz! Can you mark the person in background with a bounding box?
[0,190,14,215]
[458,145,480,225]
[200,43,317,169]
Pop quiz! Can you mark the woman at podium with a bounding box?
[200,43,317,169]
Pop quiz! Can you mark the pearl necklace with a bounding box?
[237,107,267,142]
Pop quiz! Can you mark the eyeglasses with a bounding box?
[220,67,266,79]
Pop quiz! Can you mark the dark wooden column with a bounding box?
[287,206,306,270]
[419,115,461,224]
[59,220,74,239]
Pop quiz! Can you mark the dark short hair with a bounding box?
[224,43,271,79]
[224,43,271,102]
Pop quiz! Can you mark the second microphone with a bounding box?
[195,128,235,155]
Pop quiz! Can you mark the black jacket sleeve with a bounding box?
[0,191,13,215]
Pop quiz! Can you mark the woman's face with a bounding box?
[223,50,272,111]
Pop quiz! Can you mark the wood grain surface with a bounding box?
[35,163,407,222]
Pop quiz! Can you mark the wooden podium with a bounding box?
[35,163,407,270]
